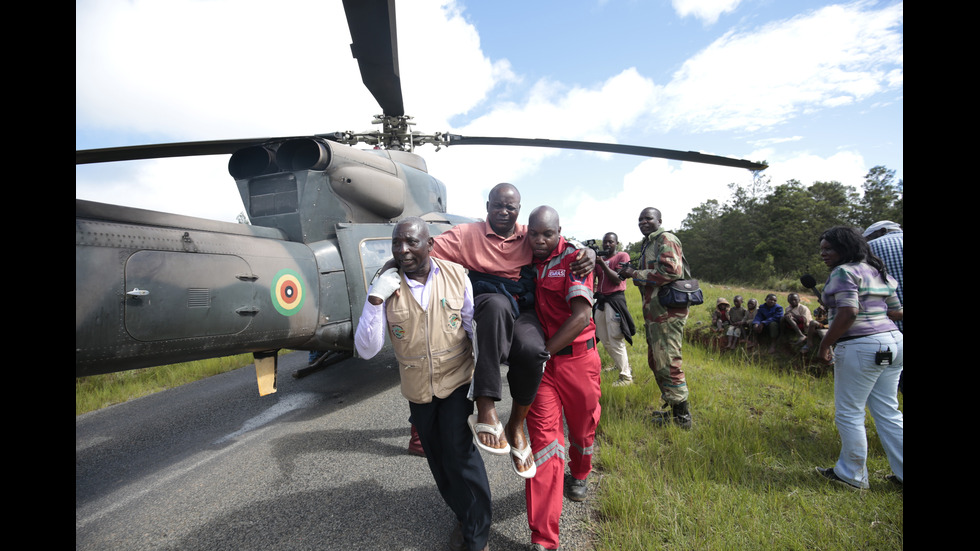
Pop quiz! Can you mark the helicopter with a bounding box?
[76,0,767,396]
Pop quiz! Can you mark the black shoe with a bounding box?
[815,467,863,490]
[449,522,465,551]
[652,401,692,430]
[564,475,588,502]
[885,474,903,488]
[672,401,693,430]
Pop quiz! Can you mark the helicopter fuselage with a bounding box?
[75,138,472,382]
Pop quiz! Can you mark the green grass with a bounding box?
[590,282,903,550]
[76,282,903,549]
[75,353,258,415]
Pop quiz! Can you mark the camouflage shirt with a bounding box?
[633,228,685,302]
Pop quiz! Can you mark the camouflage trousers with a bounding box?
[642,295,689,405]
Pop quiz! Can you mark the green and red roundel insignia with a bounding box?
[271,269,306,316]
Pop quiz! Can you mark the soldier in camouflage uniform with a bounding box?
[618,207,693,429]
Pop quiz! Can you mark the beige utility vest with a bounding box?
[385,258,475,404]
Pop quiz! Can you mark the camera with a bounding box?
[616,260,633,280]
[583,239,613,257]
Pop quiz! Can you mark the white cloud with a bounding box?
[397,0,502,124]
[77,0,901,239]
[763,149,868,190]
[554,145,873,246]
[75,0,509,139]
[672,0,743,25]
[558,158,757,244]
[76,156,245,222]
[657,2,904,133]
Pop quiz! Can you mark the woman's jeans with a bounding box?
[832,330,903,488]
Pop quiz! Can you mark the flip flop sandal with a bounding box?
[510,441,536,479]
[467,414,510,455]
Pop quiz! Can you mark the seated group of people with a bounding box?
[711,293,827,353]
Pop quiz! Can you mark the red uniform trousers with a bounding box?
[524,341,601,549]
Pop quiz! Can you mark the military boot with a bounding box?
[651,401,672,423]
[651,401,692,430]
[672,401,693,430]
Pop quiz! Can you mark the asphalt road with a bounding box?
[76,351,596,550]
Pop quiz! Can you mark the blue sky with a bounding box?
[76,0,903,246]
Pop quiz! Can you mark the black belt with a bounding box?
[556,338,595,356]
[836,332,883,343]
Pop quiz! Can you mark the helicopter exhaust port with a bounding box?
[275,138,332,172]
[228,138,334,180]
[228,146,278,179]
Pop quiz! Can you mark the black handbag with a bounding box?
[654,235,703,308]
[658,278,704,308]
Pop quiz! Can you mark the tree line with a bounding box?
[623,166,902,288]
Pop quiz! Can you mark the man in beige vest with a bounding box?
[354,217,491,551]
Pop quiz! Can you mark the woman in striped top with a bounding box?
[815,226,903,490]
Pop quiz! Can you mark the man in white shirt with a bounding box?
[354,217,489,551]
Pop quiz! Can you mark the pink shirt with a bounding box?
[431,220,533,281]
[596,251,630,295]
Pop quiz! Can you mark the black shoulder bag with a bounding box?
[655,234,704,308]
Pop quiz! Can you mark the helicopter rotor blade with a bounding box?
[343,0,404,118]
[75,138,275,165]
[442,135,767,171]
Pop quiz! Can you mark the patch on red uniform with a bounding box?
[547,268,566,278]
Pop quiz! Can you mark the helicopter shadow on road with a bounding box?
[75,351,402,508]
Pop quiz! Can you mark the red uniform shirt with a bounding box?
[533,237,596,344]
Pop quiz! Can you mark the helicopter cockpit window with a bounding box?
[359,238,393,289]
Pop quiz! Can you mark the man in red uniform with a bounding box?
[524,206,602,551]
[428,183,595,477]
